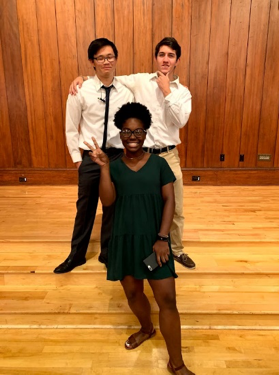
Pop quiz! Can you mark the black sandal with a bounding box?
[167,360,195,375]
[124,326,156,350]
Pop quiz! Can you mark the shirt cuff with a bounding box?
[71,151,82,163]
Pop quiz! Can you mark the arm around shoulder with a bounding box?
[69,75,93,95]
[115,73,144,92]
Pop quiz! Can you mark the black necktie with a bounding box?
[101,85,113,150]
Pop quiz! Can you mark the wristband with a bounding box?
[157,233,169,242]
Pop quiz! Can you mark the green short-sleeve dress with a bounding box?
[107,154,178,281]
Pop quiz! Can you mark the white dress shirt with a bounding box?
[66,75,134,163]
[116,73,192,148]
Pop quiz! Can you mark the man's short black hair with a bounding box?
[155,37,181,60]
[114,102,152,130]
[88,38,118,60]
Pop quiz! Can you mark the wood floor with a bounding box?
[0,185,279,374]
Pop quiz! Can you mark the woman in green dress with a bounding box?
[84,102,195,375]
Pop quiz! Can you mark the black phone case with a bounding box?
[143,252,159,271]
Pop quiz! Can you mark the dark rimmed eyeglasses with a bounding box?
[120,129,147,139]
[93,55,116,63]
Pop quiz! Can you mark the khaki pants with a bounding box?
[159,147,184,256]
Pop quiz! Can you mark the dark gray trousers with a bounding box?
[69,149,123,261]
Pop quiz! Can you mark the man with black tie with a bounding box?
[54,38,133,274]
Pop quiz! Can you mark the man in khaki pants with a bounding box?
[70,37,196,270]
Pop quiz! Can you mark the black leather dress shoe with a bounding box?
[53,257,86,274]
[98,254,108,268]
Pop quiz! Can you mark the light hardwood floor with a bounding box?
[0,186,279,374]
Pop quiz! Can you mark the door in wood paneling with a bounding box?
[204,0,231,168]
[115,0,134,76]
[222,0,251,168]
[257,0,279,169]
[134,0,153,73]
[186,0,211,168]
[36,0,66,168]
[239,0,271,167]
[0,0,31,168]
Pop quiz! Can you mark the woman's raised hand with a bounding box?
[83,137,109,166]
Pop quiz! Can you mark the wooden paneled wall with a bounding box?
[0,0,279,185]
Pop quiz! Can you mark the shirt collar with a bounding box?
[149,72,180,87]
[92,75,120,92]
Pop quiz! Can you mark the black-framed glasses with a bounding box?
[120,128,147,139]
[93,55,116,63]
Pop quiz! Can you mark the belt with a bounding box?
[83,147,123,154]
[83,148,123,156]
[143,145,175,154]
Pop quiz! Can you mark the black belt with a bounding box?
[143,145,175,154]
[83,148,123,156]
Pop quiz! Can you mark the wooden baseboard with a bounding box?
[182,168,279,185]
[1,168,279,185]
[0,169,78,185]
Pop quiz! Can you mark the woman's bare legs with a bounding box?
[121,275,154,347]
[148,277,194,375]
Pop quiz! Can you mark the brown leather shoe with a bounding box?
[173,253,196,269]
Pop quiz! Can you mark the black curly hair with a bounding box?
[114,102,152,130]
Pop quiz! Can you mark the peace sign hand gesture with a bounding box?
[83,137,109,166]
